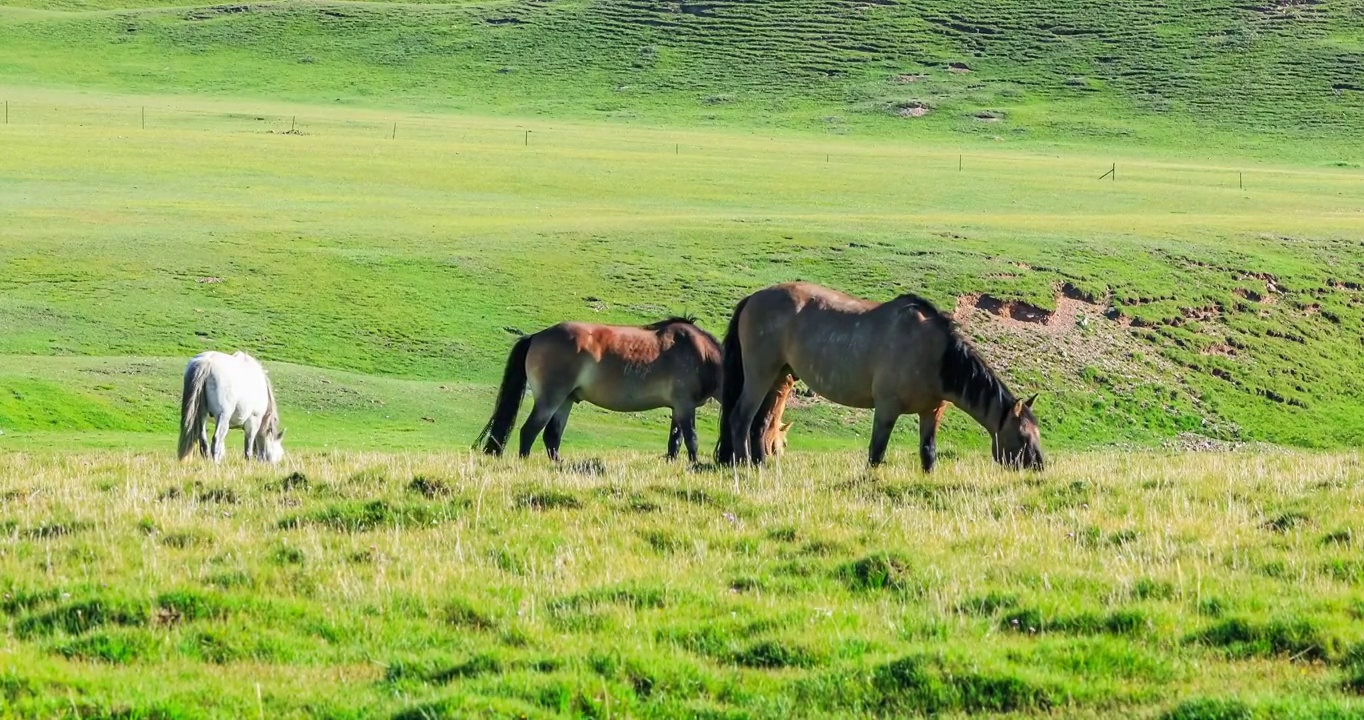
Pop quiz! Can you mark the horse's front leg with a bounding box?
[868,404,902,467]
[918,403,948,472]
[242,415,260,461]
[666,415,682,461]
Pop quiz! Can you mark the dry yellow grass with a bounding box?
[3,449,1363,717]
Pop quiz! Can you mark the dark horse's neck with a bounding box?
[938,334,1016,433]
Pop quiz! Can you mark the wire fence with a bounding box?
[3,97,1361,196]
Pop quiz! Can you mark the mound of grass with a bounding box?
[1188,617,1343,662]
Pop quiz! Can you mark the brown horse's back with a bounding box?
[739,283,942,411]
[526,321,718,412]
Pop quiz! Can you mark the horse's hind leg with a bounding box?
[542,400,574,461]
[519,391,571,458]
[196,415,210,458]
[210,414,230,463]
[676,406,699,464]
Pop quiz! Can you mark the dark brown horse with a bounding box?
[476,317,723,462]
[715,282,1043,470]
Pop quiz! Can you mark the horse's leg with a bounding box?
[666,415,682,461]
[242,415,260,461]
[211,414,230,463]
[677,406,700,464]
[197,417,210,458]
[542,400,574,462]
[869,404,903,467]
[731,381,772,464]
[519,391,571,458]
[918,403,948,473]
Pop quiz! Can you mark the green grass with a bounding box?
[3,450,1364,717]
[0,0,1362,158]
[2,87,1363,451]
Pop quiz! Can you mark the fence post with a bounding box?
[141,106,145,130]
[4,100,7,125]
[524,130,530,146]
[391,123,397,140]
[291,116,296,133]
[958,154,962,172]
[1239,172,1243,190]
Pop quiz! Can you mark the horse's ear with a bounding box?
[1025,393,1037,409]
[278,428,287,439]
[779,421,793,433]
[1012,400,1025,418]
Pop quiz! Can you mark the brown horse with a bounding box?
[715,282,1043,470]
[475,317,723,462]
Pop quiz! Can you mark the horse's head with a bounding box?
[258,426,286,464]
[993,395,1043,470]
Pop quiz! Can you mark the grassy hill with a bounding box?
[1,0,1363,153]
[1,88,1362,453]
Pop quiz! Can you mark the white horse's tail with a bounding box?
[178,358,212,460]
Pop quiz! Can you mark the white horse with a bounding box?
[178,351,285,463]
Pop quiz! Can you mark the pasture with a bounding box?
[3,450,1364,718]
[2,15,1364,714]
[3,88,1364,453]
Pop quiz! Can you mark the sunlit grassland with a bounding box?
[2,450,1364,717]
[4,87,1364,452]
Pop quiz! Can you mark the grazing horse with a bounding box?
[715,282,1043,470]
[178,351,285,463]
[475,317,723,462]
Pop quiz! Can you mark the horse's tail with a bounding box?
[177,358,211,460]
[714,295,751,464]
[474,334,534,456]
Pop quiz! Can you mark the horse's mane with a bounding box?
[895,294,1015,414]
[645,315,722,358]
[643,315,699,330]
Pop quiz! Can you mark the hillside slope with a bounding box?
[2,97,1362,452]
[1,0,1363,148]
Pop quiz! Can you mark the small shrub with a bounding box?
[1189,616,1341,662]
[52,629,154,663]
[160,530,207,549]
[732,640,819,669]
[196,486,237,504]
[1133,578,1177,601]
[766,526,799,543]
[24,520,91,539]
[1108,529,1139,546]
[839,552,915,593]
[514,489,581,511]
[408,475,450,498]
[1161,697,1253,720]
[17,598,146,638]
[270,544,305,565]
[279,500,440,532]
[443,598,496,631]
[641,530,687,555]
[1321,528,1354,546]
[958,591,1019,615]
[1263,511,1309,533]
[155,590,232,624]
